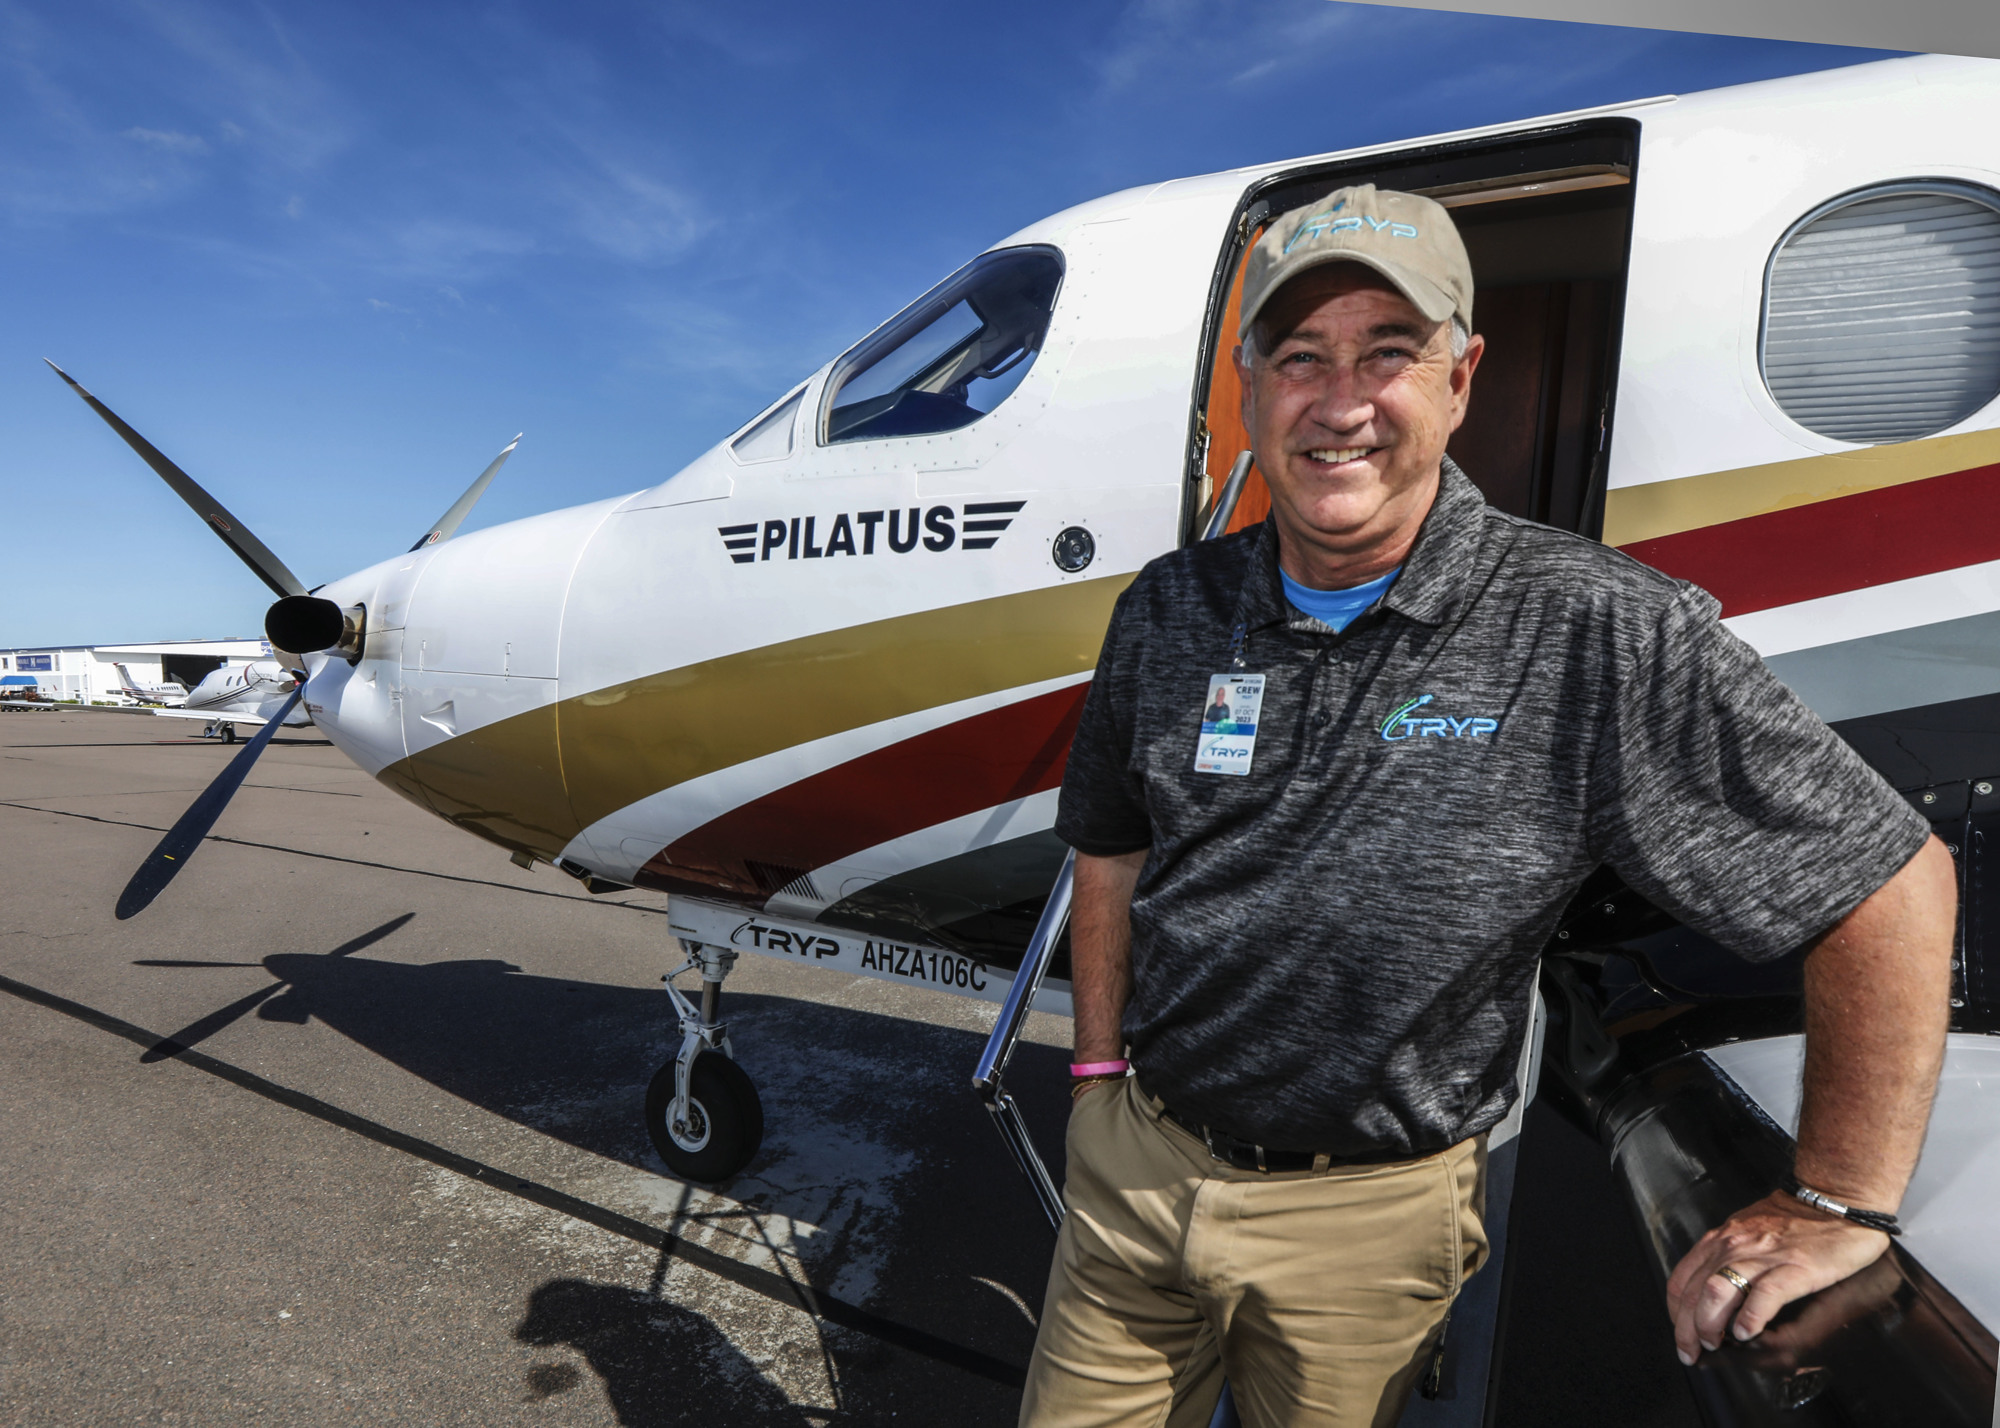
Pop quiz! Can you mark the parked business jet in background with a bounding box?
[149,660,308,743]
[110,664,187,707]
[48,52,2000,1426]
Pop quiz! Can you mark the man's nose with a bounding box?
[1307,370,1375,434]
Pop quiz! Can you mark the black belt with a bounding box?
[1158,1104,1407,1174]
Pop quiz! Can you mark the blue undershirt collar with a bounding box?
[1279,565,1401,633]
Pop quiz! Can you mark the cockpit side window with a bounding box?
[821,246,1064,445]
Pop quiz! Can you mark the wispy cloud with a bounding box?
[123,126,208,153]
[1091,0,1362,96]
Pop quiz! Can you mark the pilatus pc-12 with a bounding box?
[55,53,2000,1426]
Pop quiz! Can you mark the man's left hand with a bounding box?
[1665,1191,1891,1365]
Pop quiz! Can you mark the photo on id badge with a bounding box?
[1196,673,1264,776]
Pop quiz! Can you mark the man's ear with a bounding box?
[1234,343,1254,430]
[1446,333,1485,433]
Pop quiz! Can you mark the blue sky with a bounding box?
[0,1,1892,646]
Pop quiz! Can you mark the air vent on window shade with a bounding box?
[1762,184,2000,444]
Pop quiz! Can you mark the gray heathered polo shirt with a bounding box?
[1055,458,1929,1158]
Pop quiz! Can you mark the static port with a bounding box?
[1052,526,1096,573]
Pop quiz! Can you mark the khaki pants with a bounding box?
[1021,1077,1487,1428]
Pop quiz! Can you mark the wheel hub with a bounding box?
[669,1096,711,1152]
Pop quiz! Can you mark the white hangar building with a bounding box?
[0,638,272,703]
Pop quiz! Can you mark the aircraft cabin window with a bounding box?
[728,387,805,464]
[1762,182,2000,444]
[822,246,1063,444]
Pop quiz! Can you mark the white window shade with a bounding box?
[1761,185,2000,445]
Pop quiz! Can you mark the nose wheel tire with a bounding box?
[644,1051,763,1183]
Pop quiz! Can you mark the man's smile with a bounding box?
[1302,446,1382,469]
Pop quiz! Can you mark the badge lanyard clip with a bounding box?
[1229,622,1250,672]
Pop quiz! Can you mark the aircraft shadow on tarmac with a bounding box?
[133,919,1703,1427]
[137,915,1066,1423]
[515,1271,819,1427]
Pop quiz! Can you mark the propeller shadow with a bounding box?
[133,913,414,1062]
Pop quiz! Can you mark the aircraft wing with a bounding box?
[1344,0,1998,59]
[2,701,149,715]
[153,707,269,725]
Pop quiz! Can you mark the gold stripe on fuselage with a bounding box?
[1601,425,2000,548]
[382,573,1134,858]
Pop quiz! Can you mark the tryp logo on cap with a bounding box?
[1238,184,1474,339]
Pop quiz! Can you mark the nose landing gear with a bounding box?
[644,942,763,1182]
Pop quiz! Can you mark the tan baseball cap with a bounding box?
[1238,184,1473,340]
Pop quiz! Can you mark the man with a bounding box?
[1021,185,1956,1427]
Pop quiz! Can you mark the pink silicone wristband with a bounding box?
[1070,1060,1130,1077]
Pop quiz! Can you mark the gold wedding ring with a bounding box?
[1715,1265,1753,1293]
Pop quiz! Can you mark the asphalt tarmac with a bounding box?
[0,708,1702,1427]
[0,710,1074,1425]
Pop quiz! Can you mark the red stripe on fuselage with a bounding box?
[654,683,1089,884]
[1619,461,2000,617]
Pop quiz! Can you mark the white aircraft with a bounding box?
[110,663,188,706]
[51,53,2000,1425]
[148,660,310,743]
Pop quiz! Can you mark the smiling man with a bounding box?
[1020,186,1956,1427]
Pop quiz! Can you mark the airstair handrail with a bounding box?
[972,451,1256,1232]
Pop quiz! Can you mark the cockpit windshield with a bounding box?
[823,246,1063,444]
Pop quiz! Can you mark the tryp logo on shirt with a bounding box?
[1379,694,1499,742]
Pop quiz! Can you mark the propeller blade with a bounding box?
[410,434,521,552]
[115,688,305,920]
[46,361,307,600]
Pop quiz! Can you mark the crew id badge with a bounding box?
[1194,673,1265,775]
